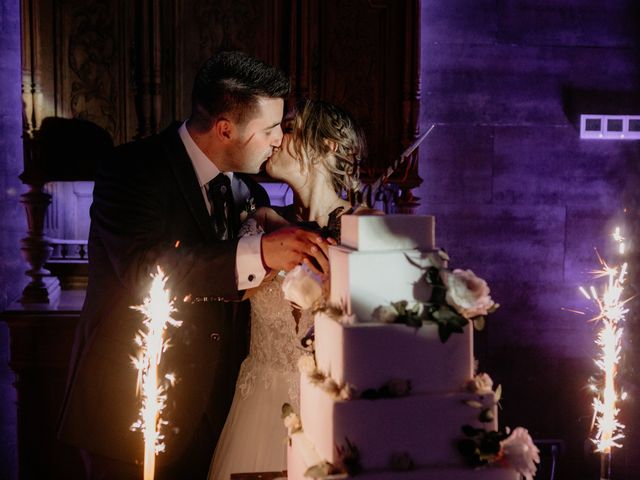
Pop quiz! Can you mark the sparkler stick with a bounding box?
[580,228,628,480]
[131,267,182,480]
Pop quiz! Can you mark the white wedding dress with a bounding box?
[208,272,314,480]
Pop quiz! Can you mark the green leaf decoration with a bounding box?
[390,452,415,471]
[438,249,450,262]
[457,438,478,458]
[465,400,484,409]
[304,462,335,478]
[438,323,453,343]
[432,306,468,343]
[403,311,423,328]
[425,266,443,286]
[495,384,502,402]
[487,303,500,314]
[458,427,509,467]
[360,379,411,400]
[336,437,362,475]
[429,284,447,305]
[391,254,497,345]
[473,316,486,331]
[391,300,408,315]
[479,408,495,423]
[461,425,480,437]
[361,388,379,399]
[479,434,502,455]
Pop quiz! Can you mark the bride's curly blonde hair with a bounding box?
[289,99,366,196]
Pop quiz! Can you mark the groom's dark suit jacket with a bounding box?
[57,123,270,467]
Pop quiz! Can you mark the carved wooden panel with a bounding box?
[172,0,291,121]
[22,0,419,165]
[300,0,421,181]
[22,0,135,145]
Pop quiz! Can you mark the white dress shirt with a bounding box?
[178,121,266,290]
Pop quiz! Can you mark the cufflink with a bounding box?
[248,274,255,282]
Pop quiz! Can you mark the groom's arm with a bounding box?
[220,174,333,290]
[92,141,243,302]
[234,175,270,290]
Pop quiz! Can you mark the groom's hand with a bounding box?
[261,226,332,274]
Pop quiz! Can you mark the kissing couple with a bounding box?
[58,50,376,480]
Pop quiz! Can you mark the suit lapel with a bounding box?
[160,124,214,241]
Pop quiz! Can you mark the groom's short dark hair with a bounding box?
[191,51,290,128]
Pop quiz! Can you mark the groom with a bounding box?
[57,51,330,479]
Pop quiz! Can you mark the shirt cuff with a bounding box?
[236,234,267,290]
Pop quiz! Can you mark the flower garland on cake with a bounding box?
[459,372,540,480]
[287,361,539,479]
[369,251,499,342]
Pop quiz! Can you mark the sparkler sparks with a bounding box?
[579,227,629,479]
[130,266,182,480]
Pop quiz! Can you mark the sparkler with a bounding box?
[131,266,182,480]
[580,228,628,480]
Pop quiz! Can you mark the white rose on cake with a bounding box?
[442,269,495,319]
[465,372,494,394]
[297,354,317,376]
[498,427,540,480]
[372,305,398,323]
[282,263,323,310]
[283,412,302,435]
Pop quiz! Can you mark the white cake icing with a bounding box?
[287,215,531,480]
[299,376,498,470]
[288,433,519,480]
[340,214,435,251]
[314,312,473,394]
[329,246,442,322]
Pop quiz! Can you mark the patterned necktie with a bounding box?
[207,173,236,240]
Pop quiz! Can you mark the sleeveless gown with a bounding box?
[208,273,314,479]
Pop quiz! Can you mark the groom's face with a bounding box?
[227,97,284,173]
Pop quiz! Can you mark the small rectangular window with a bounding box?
[607,119,623,132]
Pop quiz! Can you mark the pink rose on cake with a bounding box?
[442,269,496,319]
[498,427,540,480]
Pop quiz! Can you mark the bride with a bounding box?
[208,99,370,479]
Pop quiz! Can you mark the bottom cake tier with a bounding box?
[299,376,500,471]
[287,431,519,480]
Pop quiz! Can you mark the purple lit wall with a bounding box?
[0,0,23,477]
[417,1,640,479]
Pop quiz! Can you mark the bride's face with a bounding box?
[265,134,307,183]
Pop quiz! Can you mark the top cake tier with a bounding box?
[341,214,435,251]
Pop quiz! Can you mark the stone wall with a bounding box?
[418,1,640,478]
[0,0,23,477]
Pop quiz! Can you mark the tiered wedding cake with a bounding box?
[285,215,538,480]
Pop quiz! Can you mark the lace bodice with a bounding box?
[235,273,314,407]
